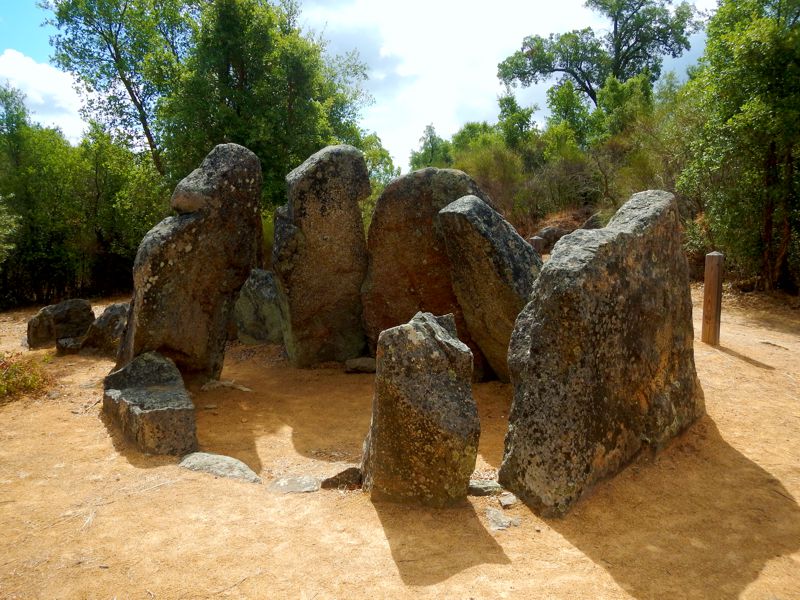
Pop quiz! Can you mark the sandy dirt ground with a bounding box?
[0,287,798,599]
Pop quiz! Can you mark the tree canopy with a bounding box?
[498,0,698,105]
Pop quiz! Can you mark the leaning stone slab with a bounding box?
[116,144,263,379]
[27,299,95,349]
[361,168,494,378]
[179,452,261,483]
[361,312,479,508]
[233,269,284,345]
[438,195,542,381]
[499,190,705,517]
[81,302,129,356]
[272,145,370,367]
[103,352,197,455]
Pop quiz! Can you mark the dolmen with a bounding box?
[361,312,479,507]
[103,143,262,455]
[499,190,705,516]
[272,145,370,367]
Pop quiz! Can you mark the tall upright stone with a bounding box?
[499,190,705,517]
[438,195,542,381]
[361,168,493,378]
[272,145,370,367]
[116,144,263,379]
[361,312,479,508]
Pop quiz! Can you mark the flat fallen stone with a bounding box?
[179,452,261,483]
[267,475,320,494]
[344,357,376,373]
[485,507,521,531]
[102,352,197,456]
[468,480,504,496]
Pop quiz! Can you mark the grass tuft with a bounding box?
[0,352,50,402]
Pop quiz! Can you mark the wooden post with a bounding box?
[701,251,724,346]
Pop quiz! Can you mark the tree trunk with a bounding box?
[762,141,778,290]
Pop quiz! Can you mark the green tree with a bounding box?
[680,0,800,290]
[44,0,197,174]
[498,0,698,106]
[159,0,369,204]
[546,80,592,146]
[409,124,453,170]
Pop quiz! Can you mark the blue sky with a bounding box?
[1,0,716,169]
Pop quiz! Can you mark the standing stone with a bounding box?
[438,195,542,381]
[233,269,284,345]
[103,352,197,455]
[361,168,493,378]
[81,302,129,356]
[272,145,370,367]
[499,190,705,517]
[116,144,263,379]
[361,312,479,508]
[27,299,95,349]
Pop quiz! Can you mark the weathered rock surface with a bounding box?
[532,226,569,254]
[468,479,504,496]
[233,269,283,345]
[361,312,479,507]
[179,452,261,483]
[272,145,370,367]
[499,190,705,517]
[361,168,494,379]
[438,195,542,381]
[485,507,521,531]
[81,302,129,356]
[27,299,95,349]
[116,144,263,379]
[103,351,197,455]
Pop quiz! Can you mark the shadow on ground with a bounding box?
[546,416,800,599]
[370,501,510,585]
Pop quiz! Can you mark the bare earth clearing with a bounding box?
[1,287,799,599]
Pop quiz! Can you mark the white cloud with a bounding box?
[0,49,86,143]
[303,0,717,170]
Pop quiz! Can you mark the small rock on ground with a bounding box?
[179,452,261,483]
[486,507,521,531]
[499,492,519,508]
[268,475,320,494]
[468,480,503,496]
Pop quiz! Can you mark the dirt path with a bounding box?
[1,288,798,599]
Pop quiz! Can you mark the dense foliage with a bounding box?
[408,0,798,291]
[0,0,396,308]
